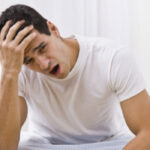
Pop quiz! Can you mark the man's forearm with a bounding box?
[0,71,21,149]
[123,130,150,150]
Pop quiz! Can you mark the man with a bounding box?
[0,4,150,150]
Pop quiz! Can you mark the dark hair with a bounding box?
[0,4,51,36]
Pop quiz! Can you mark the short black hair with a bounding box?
[0,4,51,36]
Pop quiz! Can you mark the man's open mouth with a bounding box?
[50,64,59,75]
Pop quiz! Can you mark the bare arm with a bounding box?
[0,73,27,150]
[121,90,150,150]
[0,20,36,150]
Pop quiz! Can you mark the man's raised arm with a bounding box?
[0,20,36,150]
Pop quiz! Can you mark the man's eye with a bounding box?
[38,44,47,54]
[38,48,46,54]
[26,58,34,65]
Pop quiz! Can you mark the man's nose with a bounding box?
[36,56,50,70]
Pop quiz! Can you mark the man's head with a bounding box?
[0,4,50,36]
[0,4,79,79]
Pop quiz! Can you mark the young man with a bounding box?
[0,4,150,150]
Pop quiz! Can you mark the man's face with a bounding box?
[24,30,71,79]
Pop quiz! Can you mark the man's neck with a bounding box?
[63,37,79,71]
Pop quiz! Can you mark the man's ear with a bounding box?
[47,21,60,37]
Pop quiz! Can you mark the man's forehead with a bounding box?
[24,30,49,56]
[24,30,40,54]
[24,36,39,55]
[24,42,35,55]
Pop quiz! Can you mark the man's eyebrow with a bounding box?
[32,42,46,53]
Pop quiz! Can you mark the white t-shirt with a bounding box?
[18,35,145,144]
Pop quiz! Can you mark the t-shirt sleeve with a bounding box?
[109,49,146,102]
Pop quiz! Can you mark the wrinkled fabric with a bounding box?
[18,132,134,150]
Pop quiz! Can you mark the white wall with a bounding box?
[129,0,150,92]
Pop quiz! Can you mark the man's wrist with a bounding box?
[1,69,19,79]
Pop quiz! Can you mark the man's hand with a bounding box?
[0,20,36,75]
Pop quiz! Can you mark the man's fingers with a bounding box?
[17,32,36,51]
[0,20,11,41]
[15,25,33,45]
[5,20,25,42]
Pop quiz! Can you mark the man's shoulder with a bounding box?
[76,35,125,56]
